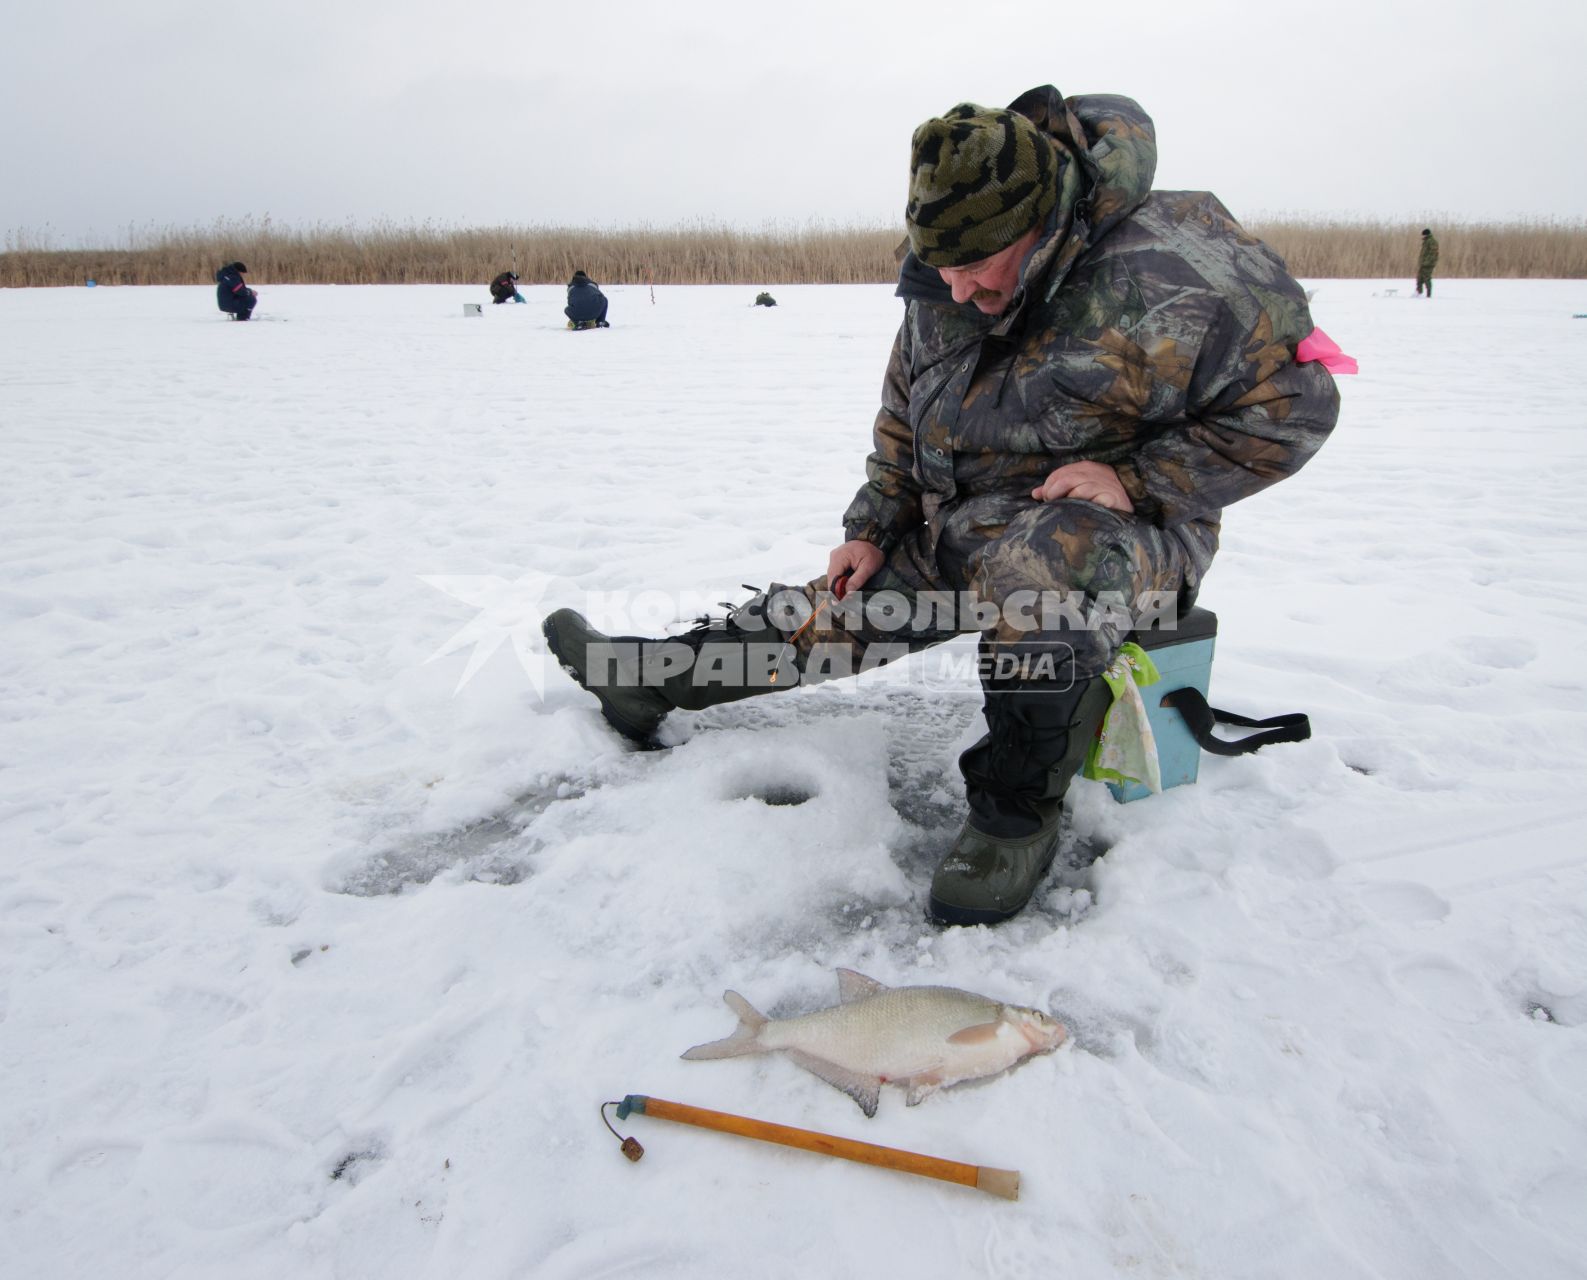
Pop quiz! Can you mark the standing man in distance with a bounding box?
[1416,228,1439,297]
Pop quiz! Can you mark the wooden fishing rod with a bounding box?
[601,1094,1020,1200]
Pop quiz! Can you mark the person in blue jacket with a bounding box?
[564,270,610,329]
[215,262,257,321]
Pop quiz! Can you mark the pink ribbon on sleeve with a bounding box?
[1295,327,1358,375]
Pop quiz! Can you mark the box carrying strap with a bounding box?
[1158,687,1311,757]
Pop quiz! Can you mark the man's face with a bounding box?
[935,226,1042,316]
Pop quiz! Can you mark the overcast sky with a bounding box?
[5,0,1584,247]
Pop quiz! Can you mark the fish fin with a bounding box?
[723,990,769,1030]
[785,1049,882,1118]
[835,968,889,1005]
[946,1021,1003,1046]
[680,990,769,1061]
[905,1077,943,1107]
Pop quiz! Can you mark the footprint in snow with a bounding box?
[47,1142,143,1204]
[1360,880,1452,925]
[1451,635,1538,671]
[1391,958,1491,1024]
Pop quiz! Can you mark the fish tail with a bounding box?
[680,990,769,1060]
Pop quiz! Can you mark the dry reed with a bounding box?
[0,218,903,288]
[4,216,1585,287]
[1249,216,1587,280]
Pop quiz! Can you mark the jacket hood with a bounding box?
[1008,87,1156,245]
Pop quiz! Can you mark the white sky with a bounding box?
[5,0,1585,247]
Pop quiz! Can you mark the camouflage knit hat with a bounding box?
[906,104,1059,268]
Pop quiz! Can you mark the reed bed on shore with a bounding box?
[0,219,902,288]
[5,216,1585,287]
[1250,217,1587,280]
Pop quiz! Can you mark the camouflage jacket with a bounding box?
[842,86,1339,584]
[1419,234,1440,272]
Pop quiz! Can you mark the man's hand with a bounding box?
[1031,461,1134,513]
[827,539,885,593]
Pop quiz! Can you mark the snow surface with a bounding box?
[3,279,1586,1279]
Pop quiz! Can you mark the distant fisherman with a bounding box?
[1416,228,1439,298]
[564,270,611,330]
[214,261,257,321]
[490,270,524,304]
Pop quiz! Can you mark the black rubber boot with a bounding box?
[541,590,797,748]
[928,674,1113,926]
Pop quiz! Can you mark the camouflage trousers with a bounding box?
[770,498,1197,687]
[1415,268,1434,295]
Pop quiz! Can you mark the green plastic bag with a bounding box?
[1083,642,1163,794]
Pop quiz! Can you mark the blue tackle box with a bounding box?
[1107,606,1218,803]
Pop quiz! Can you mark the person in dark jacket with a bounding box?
[215,262,257,320]
[490,271,524,304]
[542,86,1338,926]
[1415,229,1439,297]
[564,270,610,329]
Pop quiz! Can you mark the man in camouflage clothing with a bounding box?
[1416,228,1439,297]
[544,85,1338,926]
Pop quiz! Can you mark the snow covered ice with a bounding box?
[3,279,1586,1278]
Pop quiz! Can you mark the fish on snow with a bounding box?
[681,968,1067,1117]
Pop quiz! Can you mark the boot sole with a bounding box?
[927,895,1027,927]
[540,614,666,749]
